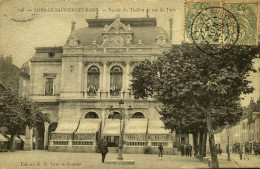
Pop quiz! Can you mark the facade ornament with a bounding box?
[90,40,98,48]
[129,61,136,67]
[104,25,109,32]
[67,35,81,47]
[101,34,109,46]
[110,35,124,47]
[121,62,127,67]
[98,62,104,67]
[69,65,74,72]
[107,48,126,54]
[104,14,128,34]
[136,40,144,47]
[101,14,134,47]
[125,34,133,44]
[106,62,112,67]
[127,24,131,31]
[156,31,167,46]
[84,62,89,67]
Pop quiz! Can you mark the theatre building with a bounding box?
[29,15,178,154]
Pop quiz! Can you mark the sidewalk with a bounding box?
[214,153,260,168]
[217,153,239,168]
[229,153,260,168]
[0,150,209,169]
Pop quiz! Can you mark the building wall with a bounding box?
[30,62,61,97]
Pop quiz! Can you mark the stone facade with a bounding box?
[214,98,260,154]
[29,15,176,154]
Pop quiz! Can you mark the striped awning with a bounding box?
[148,120,170,134]
[6,135,21,142]
[124,119,147,134]
[75,119,101,134]
[19,135,25,142]
[0,134,8,141]
[103,119,120,136]
[53,118,79,134]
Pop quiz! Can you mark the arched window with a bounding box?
[87,66,100,96]
[110,66,123,96]
[85,112,99,118]
[108,112,121,119]
[132,112,145,118]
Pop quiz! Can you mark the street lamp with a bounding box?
[109,100,132,160]
[227,129,231,161]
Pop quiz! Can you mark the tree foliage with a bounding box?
[132,43,259,130]
[131,43,259,168]
[0,87,50,135]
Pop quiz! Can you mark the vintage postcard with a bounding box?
[0,0,259,169]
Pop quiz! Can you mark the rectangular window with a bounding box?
[45,78,54,95]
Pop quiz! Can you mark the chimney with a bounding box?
[169,18,173,41]
[71,21,76,33]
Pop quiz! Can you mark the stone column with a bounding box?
[125,62,130,99]
[24,126,33,151]
[171,130,176,147]
[102,62,107,99]
[189,133,194,155]
[60,58,65,97]
[206,133,210,154]
[44,122,49,150]
[189,133,193,147]
[78,57,83,95]
[34,127,38,150]
[101,108,106,138]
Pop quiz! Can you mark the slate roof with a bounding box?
[73,26,168,46]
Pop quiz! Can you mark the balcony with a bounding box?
[83,90,134,100]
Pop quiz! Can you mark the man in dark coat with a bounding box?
[158,143,163,157]
[189,144,193,157]
[185,144,189,157]
[100,140,108,163]
[180,143,185,157]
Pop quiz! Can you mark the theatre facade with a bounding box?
[29,15,179,154]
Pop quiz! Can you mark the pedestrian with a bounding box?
[188,144,192,157]
[219,147,222,155]
[100,140,108,163]
[185,144,189,157]
[239,149,243,160]
[158,143,163,157]
[180,143,185,157]
[244,146,249,160]
[253,146,257,156]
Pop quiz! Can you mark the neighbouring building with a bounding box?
[29,15,183,154]
[214,98,260,154]
[0,57,30,150]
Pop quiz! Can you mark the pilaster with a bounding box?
[44,122,50,150]
[24,126,33,151]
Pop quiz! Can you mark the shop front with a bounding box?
[103,119,120,153]
[148,121,173,154]
[73,119,101,152]
[123,119,148,153]
[49,118,79,152]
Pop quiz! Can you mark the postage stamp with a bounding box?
[191,7,240,55]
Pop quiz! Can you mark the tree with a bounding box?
[0,87,50,151]
[131,43,259,168]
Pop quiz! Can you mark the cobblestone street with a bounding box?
[0,151,208,169]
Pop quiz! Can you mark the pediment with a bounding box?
[101,14,134,47]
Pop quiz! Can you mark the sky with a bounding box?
[0,0,259,106]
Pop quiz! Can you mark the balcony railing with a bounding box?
[83,91,134,99]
